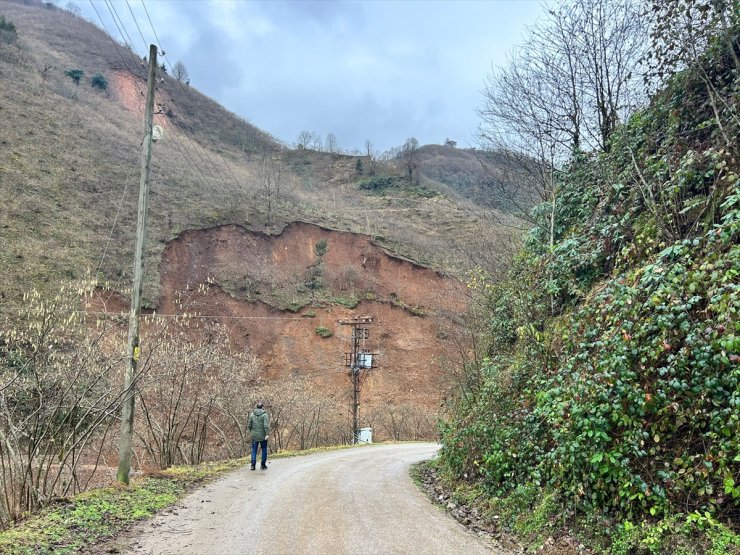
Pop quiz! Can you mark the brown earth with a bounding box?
[89,222,469,424]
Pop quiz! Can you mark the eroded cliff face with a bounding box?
[160,223,466,405]
[91,222,469,426]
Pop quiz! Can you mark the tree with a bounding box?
[479,0,647,245]
[254,155,292,226]
[65,2,81,16]
[296,130,313,149]
[325,132,337,153]
[172,60,189,83]
[90,72,108,90]
[401,137,420,184]
[64,68,84,84]
[644,0,738,149]
[0,15,17,44]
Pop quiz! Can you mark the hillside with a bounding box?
[437,10,740,555]
[0,0,517,311]
[0,0,521,527]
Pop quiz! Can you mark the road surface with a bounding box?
[118,443,502,554]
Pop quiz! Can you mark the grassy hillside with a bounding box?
[437,17,739,555]
[0,0,515,312]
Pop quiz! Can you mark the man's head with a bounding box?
[256,402,264,409]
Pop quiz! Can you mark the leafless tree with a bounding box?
[310,133,323,152]
[136,323,259,468]
[325,132,338,153]
[479,0,647,248]
[65,2,81,16]
[296,130,313,149]
[0,281,125,525]
[254,155,292,226]
[172,60,189,83]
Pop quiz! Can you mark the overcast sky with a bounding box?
[79,0,544,153]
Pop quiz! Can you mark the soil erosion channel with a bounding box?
[116,443,503,554]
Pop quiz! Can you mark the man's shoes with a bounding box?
[260,464,268,470]
[250,464,256,470]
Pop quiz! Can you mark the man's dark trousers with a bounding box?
[251,440,267,468]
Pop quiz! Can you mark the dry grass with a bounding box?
[0,0,517,315]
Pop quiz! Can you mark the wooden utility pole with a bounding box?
[339,316,377,443]
[117,44,157,485]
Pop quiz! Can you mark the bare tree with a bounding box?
[0,281,125,525]
[172,60,189,83]
[65,2,81,16]
[254,155,292,226]
[479,0,647,245]
[310,132,323,152]
[296,130,313,149]
[325,132,338,153]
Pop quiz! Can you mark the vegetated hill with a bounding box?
[0,0,507,457]
[0,0,517,312]
[438,17,739,555]
[415,144,535,214]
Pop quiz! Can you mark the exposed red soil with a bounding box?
[109,70,173,128]
[89,222,468,423]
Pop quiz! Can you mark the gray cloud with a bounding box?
[81,0,543,153]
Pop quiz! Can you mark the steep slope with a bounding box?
[0,0,514,311]
[438,20,739,554]
[88,222,467,419]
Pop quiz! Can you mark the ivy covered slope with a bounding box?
[439,25,739,554]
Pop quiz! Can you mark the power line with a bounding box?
[124,0,148,48]
[88,1,237,311]
[138,0,258,206]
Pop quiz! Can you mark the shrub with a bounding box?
[90,72,108,90]
[64,68,84,85]
[358,175,404,192]
[315,327,332,338]
[0,15,17,44]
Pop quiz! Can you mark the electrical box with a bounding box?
[358,352,373,368]
[358,428,373,444]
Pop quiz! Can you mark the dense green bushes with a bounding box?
[439,26,739,554]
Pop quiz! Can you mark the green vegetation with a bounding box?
[438,12,739,555]
[0,14,17,43]
[64,68,83,84]
[357,175,439,198]
[333,295,359,309]
[315,326,332,338]
[90,71,108,90]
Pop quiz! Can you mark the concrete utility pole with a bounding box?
[117,44,157,485]
[339,316,378,443]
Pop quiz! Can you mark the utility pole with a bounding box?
[339,316,378,443]
[117,44,157,485]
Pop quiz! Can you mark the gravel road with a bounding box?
[117,443,502,554]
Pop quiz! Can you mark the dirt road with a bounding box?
[116,443,502,554]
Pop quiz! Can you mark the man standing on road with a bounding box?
[248,402,270,470]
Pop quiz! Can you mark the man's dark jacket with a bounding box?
[248,408,269,441]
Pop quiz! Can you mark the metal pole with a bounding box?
[117,44,157,485]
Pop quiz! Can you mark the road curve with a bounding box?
[121,443,502,554]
